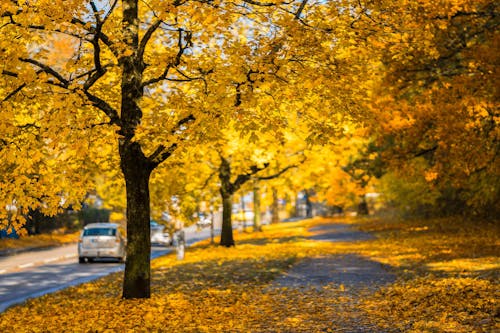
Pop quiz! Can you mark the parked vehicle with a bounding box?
[196,213,211,228]
[150,221,172,246]
[78,223,126,263]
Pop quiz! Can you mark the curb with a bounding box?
[0,245,70,257]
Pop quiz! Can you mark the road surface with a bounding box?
[0,225,217,313]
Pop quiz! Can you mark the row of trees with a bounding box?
[1,0,497,299]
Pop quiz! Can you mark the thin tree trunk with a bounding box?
[120,142,152,299]
[217,155,269,245]
[295,193,300,217]
[304,189,313,218]
[209,202,215,245]
[253,181,262,231]
[241,195,246,231]
[218,156,235,247]
[271,187,280,224]
[357,194,369,215]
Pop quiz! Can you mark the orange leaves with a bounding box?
[0,216,498,331]
[362,277,498,332]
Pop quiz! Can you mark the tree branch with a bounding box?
[138,19,163,63]
[2,83,26,102]
[241,0,278,6]
[82,90,121,127]
[148,143,178,166]
[414,145,438,158]
[19,58,69,87]
[141,28,192,88]
[233,163,270,192]
[257,163,298,180]
[294,0,308,19]
[147,114,196,166]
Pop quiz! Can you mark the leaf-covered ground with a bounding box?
[0,217,498,332]
[0,231,79,252]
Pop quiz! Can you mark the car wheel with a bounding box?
[78,257,86,264]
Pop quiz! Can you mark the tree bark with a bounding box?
[218,155,270,245]
[120,141,152,299]
[220,189,235,247]
[304,189,313,218]
[119,0,153,299]
[219,156,235,247]
[357,195,369,215]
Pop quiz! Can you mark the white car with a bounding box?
[78,223,126,263]
[151,221,172,246]
[196,213,212,228]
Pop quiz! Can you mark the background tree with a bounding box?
[358,0,499,217]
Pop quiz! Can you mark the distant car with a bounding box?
[151,221,172,246]
[78,223,126,263]
[196,213,211,228]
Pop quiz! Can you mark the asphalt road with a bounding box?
[0,225,217,313]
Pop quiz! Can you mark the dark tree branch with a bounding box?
[70,17,119,57]
[2,83,26,102]
[257,163,298,180]
[147,114,196,166]
[19,58,69,87]
[148,143,178,166]
[138,19,163,63]
[241,0,277,6]
[90,1,102,24]
[87,121,113,129]
[233,69,260,107]
[102,0,119,25]
[201,171,217,190]
[1,69,19,78]
[294,0,308,19]
[233,163,270,192]
[83,90,121,127]
[0,2,22,18]
[141,28,192,87]
[414,145,438,158]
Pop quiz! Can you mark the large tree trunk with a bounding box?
[119,0,151,299]
[220,189,235,247]
[120,142,152,299]
[253,181,262,232]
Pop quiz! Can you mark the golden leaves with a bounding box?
[0,216,498,332]
[362,277,498,332]
[0,231,79,251]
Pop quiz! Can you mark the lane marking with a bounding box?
[43,258,58,264]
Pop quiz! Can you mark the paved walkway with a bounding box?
[271,223,397,332]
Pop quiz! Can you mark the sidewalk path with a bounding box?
[271,223,397,332]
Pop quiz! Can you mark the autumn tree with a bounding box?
[357,0,499,216]
[3,0,376,299]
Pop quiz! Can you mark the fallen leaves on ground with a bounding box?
[0,217,497,332]
[0,230,80,251]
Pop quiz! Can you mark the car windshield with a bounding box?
[83,228,116,236]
